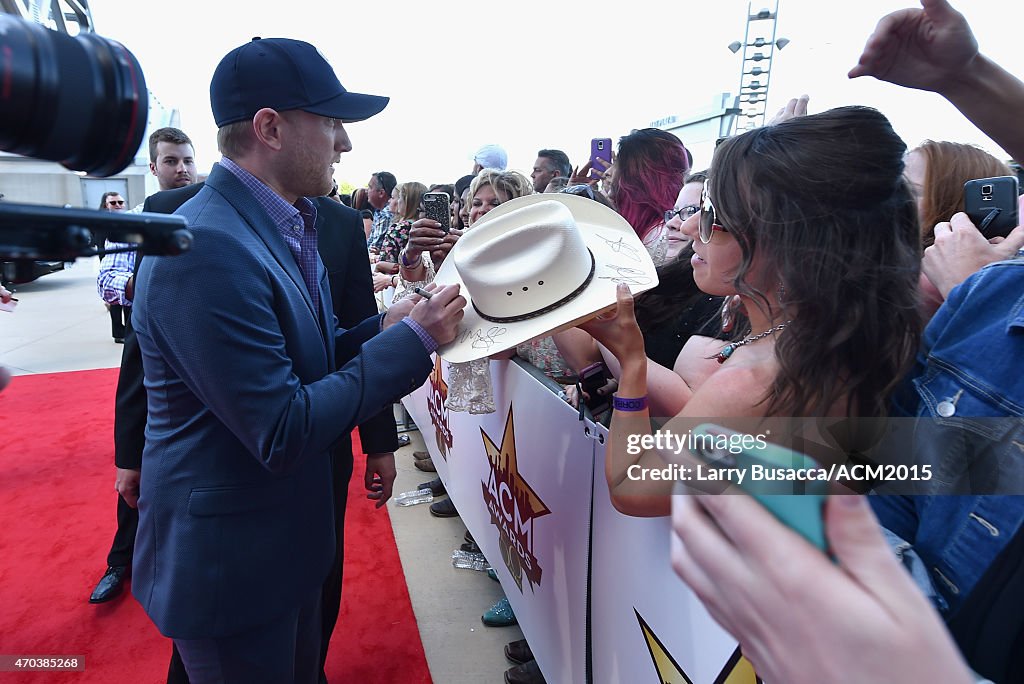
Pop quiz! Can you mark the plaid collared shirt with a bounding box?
[219,156,320,313]
[97,242,137,306]
[367,206,393,250]
[96,204,145,305]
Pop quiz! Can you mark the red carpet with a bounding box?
[0,369,430,683]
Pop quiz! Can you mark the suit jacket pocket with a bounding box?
[187,481,293,517]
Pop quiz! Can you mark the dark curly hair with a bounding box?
[709,106,922,418]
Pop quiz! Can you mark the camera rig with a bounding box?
[0,201,192,277]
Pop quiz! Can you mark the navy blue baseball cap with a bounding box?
[210,37,389,127]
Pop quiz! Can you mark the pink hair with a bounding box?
[613,129,691,240]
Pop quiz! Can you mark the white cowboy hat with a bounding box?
[433,193,659,363]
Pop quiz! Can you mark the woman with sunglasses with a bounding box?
[663,170,704,261]
[631,170,728,371]
[555,171,729,405]
[582,106,922,516]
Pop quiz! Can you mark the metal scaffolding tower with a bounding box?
[0,0,94,34]
[728,2,788,135]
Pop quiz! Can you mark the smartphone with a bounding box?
[578,361,612,415]
[688,424,828,551]
[964,176,1019,239]
[590,138,613,178]
[422,192,451,234]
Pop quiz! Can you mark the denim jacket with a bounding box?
[873,259,1024,617]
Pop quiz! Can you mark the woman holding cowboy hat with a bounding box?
[579,106,922,517]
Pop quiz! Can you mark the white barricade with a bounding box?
[589,422,757,684]
[402,358,757,684]
[403,358,593,684]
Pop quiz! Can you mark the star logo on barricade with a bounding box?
[480,407,551,592]
[636,609,761,684]
[427,356,453,459]
[636,609,694,684]
[711,647,761,684]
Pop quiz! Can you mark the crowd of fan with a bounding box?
[64,1,1024,682]
[317,1,1024,682]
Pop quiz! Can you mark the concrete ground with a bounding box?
[0,260,522,683]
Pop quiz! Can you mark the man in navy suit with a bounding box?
[130,37,465,683]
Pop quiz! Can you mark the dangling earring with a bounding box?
[776,283,787,307]
[720,295,744,334]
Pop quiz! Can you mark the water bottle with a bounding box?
[394,488,434,506]
[451,549,488,571]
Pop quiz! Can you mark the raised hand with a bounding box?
[671,493,975,684]
[848,0,978,93]
[923,212,1024,297]
[402,218,449,265]
[768,95,809,125]
[578,283,645,367]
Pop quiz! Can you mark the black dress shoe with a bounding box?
[505,639,533,665]
[429,498,459,518]
[417,478,446,497]
[89,566,128,603]
[505,659,546,684]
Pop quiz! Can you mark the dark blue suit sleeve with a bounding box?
[316,197,400,454]
[140,228,431,476]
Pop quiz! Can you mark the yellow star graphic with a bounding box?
[635,609,694,684]
[712,647,760,684]
[636,610,761,684]
[481,407,550,521]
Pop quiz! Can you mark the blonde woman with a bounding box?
[374,181,427,275]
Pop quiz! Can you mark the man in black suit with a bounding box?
[312,195,403,682]
[91,130,200,607]
[102,182,204,684]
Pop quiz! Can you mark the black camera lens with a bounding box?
[0,16,148,177]
[982,184,994,195]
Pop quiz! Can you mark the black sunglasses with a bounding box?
[374,173,391,196]
[699,179,728,244]
[108,199,126,206]
[664,205,699,224]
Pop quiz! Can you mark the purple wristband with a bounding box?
[400,250,418,268]
[612,395,648,412]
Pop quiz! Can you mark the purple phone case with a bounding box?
[590,138,613,172]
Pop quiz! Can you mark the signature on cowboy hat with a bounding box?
[432,194,659,363]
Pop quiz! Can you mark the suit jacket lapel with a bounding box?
[315,260,336,371]
[205,165,322,331]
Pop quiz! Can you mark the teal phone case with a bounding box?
[691,423,828,551]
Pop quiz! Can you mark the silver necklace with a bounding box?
[714,321,790,364]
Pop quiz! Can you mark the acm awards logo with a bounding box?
[427,357,453,459]
[480,406,551,592]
